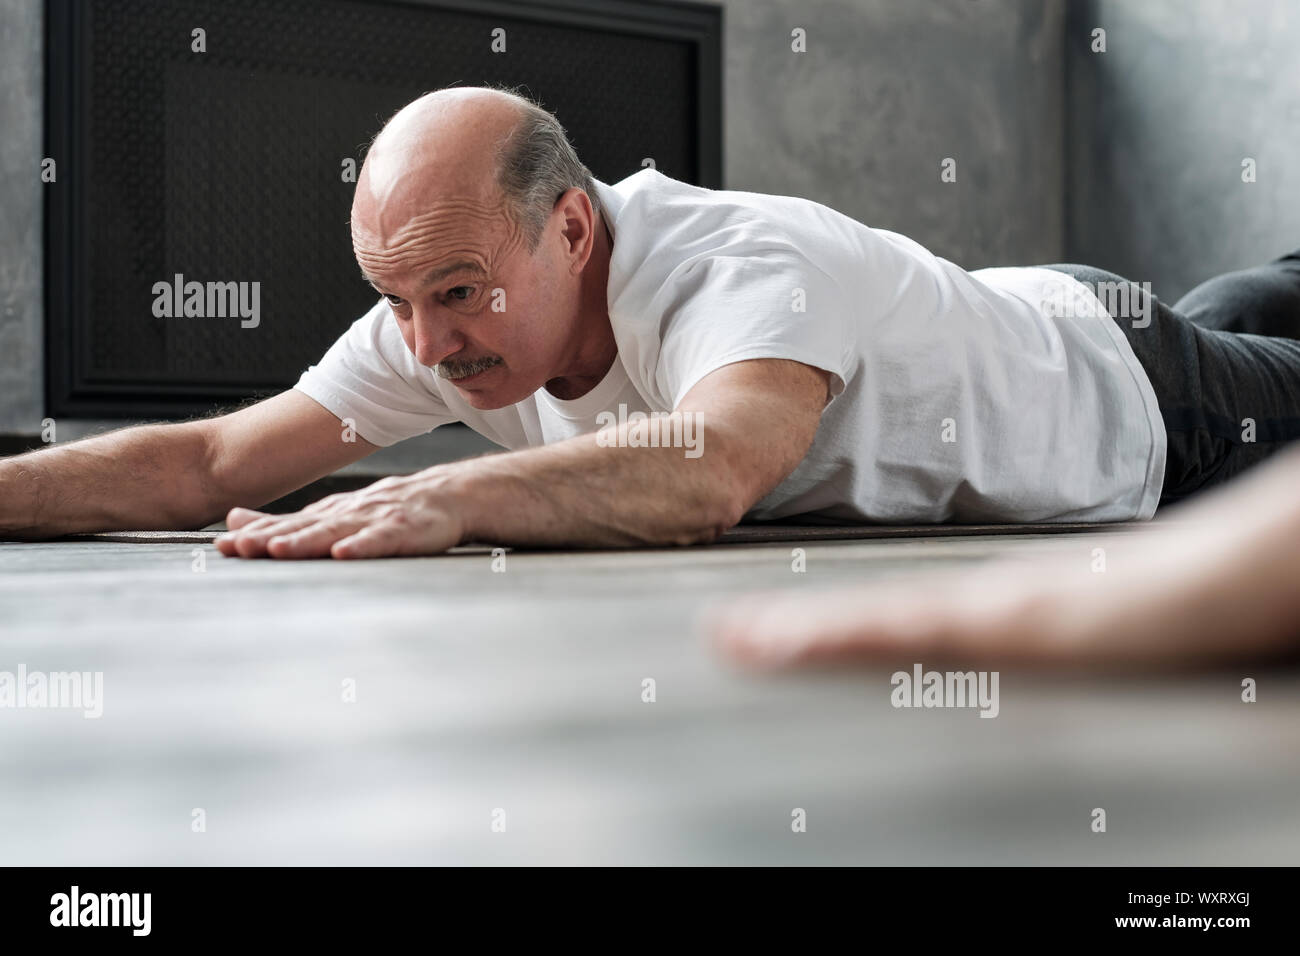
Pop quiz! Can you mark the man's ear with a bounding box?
[556,188,597,272]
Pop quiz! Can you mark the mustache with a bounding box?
[434,354,504,380]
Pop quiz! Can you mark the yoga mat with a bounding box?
[56,521,1142,548]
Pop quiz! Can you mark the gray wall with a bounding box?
[0,0,42,434]
[724,0,1066,268]
[1066,0,1300,302]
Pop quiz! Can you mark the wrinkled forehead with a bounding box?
[349,132,522,281]
[350,198,522,289]
[351,194,506,249]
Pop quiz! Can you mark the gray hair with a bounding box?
[492,88,603,253]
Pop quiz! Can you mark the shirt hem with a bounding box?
[1065,280,1169,520]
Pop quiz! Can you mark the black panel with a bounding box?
[45,0,723,417]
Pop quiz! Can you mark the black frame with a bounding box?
[44,0,724,418]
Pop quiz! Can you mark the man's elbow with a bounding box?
[668,441,791,545]
[667,488,745,547]
[709,495,747,542]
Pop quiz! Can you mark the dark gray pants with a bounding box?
[1039,251,1300,506]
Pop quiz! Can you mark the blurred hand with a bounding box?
[704,514,1300,670]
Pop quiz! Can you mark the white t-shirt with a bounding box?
[295,168,1166,523]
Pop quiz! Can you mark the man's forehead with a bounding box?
[350,158,521,287]
[353,188,505,240]
[359,257,488,287]
[352,202,517,292]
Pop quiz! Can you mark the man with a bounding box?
[2,86,1299,561]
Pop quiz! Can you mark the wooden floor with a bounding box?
[2,529,1297,865]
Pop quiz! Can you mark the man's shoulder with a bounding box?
[604,172,833,298]
[603,166,789,228]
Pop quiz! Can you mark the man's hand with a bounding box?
[214,470,467,559]
[217,357,834,559]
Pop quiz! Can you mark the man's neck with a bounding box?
[544,215,617,401]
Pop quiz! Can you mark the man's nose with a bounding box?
[410,310,463,368]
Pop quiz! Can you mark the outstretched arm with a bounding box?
[706,440,1300,669]
[215,358,832,558]
[0,390,378,539]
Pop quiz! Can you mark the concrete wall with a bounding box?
[1066,0,1300,302]
[0,0,42,434]
[724,0,1066,268]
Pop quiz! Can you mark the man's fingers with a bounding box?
[218,493,461,561]
[218,508,303,557]
[331,513,458,559]
[706,583,1001,668]
[301,493,352,515]
[216,513,323,558]
[705,565,1106,670]
[225,507,269,529]
[264,516,367,559]
[707,591,884,667]
[330,524,398,560]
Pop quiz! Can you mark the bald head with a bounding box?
[352,87,527,242]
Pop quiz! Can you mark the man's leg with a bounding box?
[1037,260,1300,505]
[1171,249,1300,338]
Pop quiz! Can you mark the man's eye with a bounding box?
[447,286,474,302]
[383,293,404,306]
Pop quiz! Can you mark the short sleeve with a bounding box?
[654,251,853,409]
[293,299,457,447]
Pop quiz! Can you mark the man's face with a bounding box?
[353,196,574,411]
